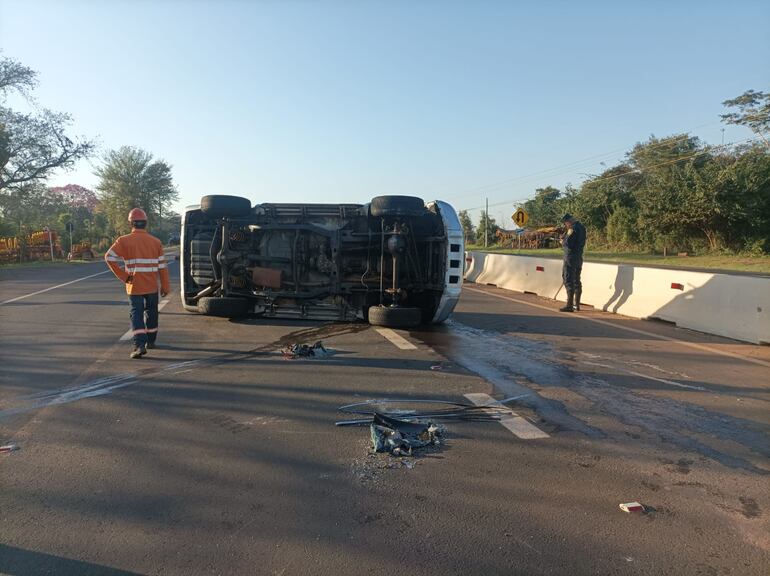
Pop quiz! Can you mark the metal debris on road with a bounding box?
[619,502,646,513]
[281,341,331,360]
[1,443,20,453]
[370,412,442,456]
[339,395,531,458]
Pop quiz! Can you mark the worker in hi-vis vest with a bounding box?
[105,208,170,358]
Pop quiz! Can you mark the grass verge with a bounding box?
[466,246,770,274]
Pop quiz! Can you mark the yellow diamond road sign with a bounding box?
[512,208,529,227]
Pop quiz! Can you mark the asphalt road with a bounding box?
[1,259,768,575]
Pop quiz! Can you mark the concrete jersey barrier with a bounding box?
[464,251,770,345]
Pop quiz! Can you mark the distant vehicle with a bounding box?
[68,241,95,260]
[180,194,463,327]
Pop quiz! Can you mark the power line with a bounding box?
[442,122,723,202]
[457,136,761,213]
[566,136,760,188]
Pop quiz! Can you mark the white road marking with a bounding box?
[465,285,770,369]
[374,327,418,350]
[119,298,171,341]
[464,392,549,439]
[0,270,110,306]
[579,360,706,391]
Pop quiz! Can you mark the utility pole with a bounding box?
[46,226,54,261]
[69,194,74,257]
[484,197,489,248]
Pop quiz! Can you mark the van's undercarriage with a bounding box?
[181,195,463,327]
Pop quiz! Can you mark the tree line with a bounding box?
[461,90,770,255]
[0,55,179,254]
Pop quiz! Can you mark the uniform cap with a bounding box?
[128,208,148,222]
[560,213,574,223]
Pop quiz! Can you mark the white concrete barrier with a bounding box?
[464,251,770,345]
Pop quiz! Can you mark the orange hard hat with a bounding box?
[127,208,148,222]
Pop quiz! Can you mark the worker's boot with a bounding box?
[559,290,575,312]
[130,345,146,359]
[146,341,156,350]
[575,289,582,311]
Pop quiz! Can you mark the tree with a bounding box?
[458,209,475,243]
[0,55,94,191]
[95,146,178,235]
[0,56,36,97]
[522,186,562,227]
[576,165,642,247]
[476,210,499,246]
[0,182,68,236]
[625,135,767,251]
[49,184,99,211]
[711,145,770,252]
[721,90,770,148]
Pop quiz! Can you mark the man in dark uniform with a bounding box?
[560,213,586,312]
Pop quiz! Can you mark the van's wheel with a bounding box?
[200,195,251,219]
[370,195,425,218]
[198,297,251,318]
[367,305,422,328]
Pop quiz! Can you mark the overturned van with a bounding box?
[180,195,463,328]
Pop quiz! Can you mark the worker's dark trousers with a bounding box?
[128,293,159,348]
[562,256,583,293]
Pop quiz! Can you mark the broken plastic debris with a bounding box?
[370,413,442,456]
[430,365,444,371]
[619,502,645,513]
[1,443,20,453]
[281,341,331,360]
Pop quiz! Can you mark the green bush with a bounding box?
[605,207,639,249]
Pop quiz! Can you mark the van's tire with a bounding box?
[367,305,422,328]
[370,195,425,218]
[198,296,251,318]
[200,195,251,219]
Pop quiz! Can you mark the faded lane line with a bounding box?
[119,298,171,341]
[464,285,770,369]
[0,270,110,306]
[464,392,549,439]
[579,360,706,391]
[374,327,418,350]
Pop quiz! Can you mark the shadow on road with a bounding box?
[0,544,145,576]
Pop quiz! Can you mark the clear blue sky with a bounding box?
[1,0,768,225]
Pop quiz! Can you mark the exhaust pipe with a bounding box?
[191,280,221,301]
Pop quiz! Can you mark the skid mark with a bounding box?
[579,360,705,391]
[574,373,770,474]
[0,324,366,420]
[0,374,138,418]
[436,320,770,473]
[441,321,604,438]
